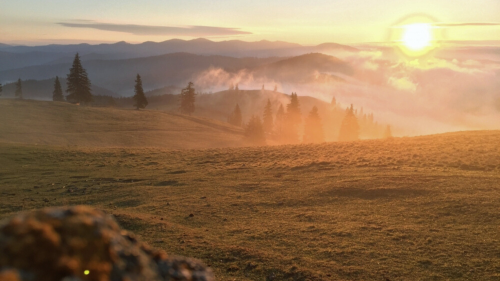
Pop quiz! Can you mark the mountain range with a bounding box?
[0,38,359,72]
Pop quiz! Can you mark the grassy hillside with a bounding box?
[0,131,499,280]
[0,99,244,149]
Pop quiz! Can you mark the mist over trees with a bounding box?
[338,104,360,142]
[180,82,196,115]
[303,106,325,143]
[66,53,92,104]
[52,76,64,102]
[282,93,301,143]
[132,74,148,110]
[262,99,274,133]
[244,115,266,145]
[228,104,242,127]
[15,79,23,99]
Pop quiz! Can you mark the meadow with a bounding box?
[1,130,499,280]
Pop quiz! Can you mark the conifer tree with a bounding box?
[15,79,23,99]
[262,99,273,133]
[228,104,242,127]
[274,103,285,138]
[244,115,266,145]
[283,92,301,143]
[262,84,265,90]
[0,83,3,96]
[52,76,64,101]
[384,125,393,139]
[180,82,196,115]
[303,106,325,143]
[338,104,360,142]
[66,53,92,104]
[132,74,148,110]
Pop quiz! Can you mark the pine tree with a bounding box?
[338,104,360,142]
[274,103,285,138]
[180,82,196,115]
[132,74,148,110]
[384,125,393,139]
[15,79,23,99]
[228,104,242,127]
[0,83,3,96]
[303,106,325,143]
[262,99,273,133]
[66,53,92,104]
[52,76,64,101]
[244,115,266,145]
[283,92,301,143]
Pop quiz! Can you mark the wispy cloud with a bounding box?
[58,21,252,37]
[434,22,500,27]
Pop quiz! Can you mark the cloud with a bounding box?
[58,21,252,37]
[434,22,500,27]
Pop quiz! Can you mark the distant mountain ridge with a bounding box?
[0,38,358,71]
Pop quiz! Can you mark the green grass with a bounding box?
[1,131,500,280]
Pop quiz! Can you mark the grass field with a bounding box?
[0,99,244,149]
[1,130,500,280]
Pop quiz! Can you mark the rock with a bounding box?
[0,206,214,281]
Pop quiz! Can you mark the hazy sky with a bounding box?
[1,0,499,45]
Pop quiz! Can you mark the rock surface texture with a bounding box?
[0,206,214,281]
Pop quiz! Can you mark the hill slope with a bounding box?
[0,131,499,280]
[0,99,244,149]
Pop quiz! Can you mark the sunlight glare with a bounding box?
[402,23,432,51]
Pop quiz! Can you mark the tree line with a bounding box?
[228,93,392,145]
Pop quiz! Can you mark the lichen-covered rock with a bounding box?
[0,206,214,281]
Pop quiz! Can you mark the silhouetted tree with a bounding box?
[52,76,64,101]
[244,115,266,145]
[228,104,242,127]
[303,106,325,143]
[274,103,285,137]
[66,53,92,104]
[338,104,360,142]
[283,92,301,143]
[262,99,273,133]
[0,83,2,96]
[180,82,196,115]
[132,74,148,110]
[15,79,23,99]
[235,84,239,91]
[384,125,393,139]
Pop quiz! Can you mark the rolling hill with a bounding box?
[0,77,119,99]
[0,99,244,149]
[0,53,284,95]
[0,53,353,96]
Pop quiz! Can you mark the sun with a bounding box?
[402,23,432,51]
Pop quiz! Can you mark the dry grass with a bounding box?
[0,99,244,149]
[1,130,500,280]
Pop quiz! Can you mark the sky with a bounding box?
[1,0,500,45]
